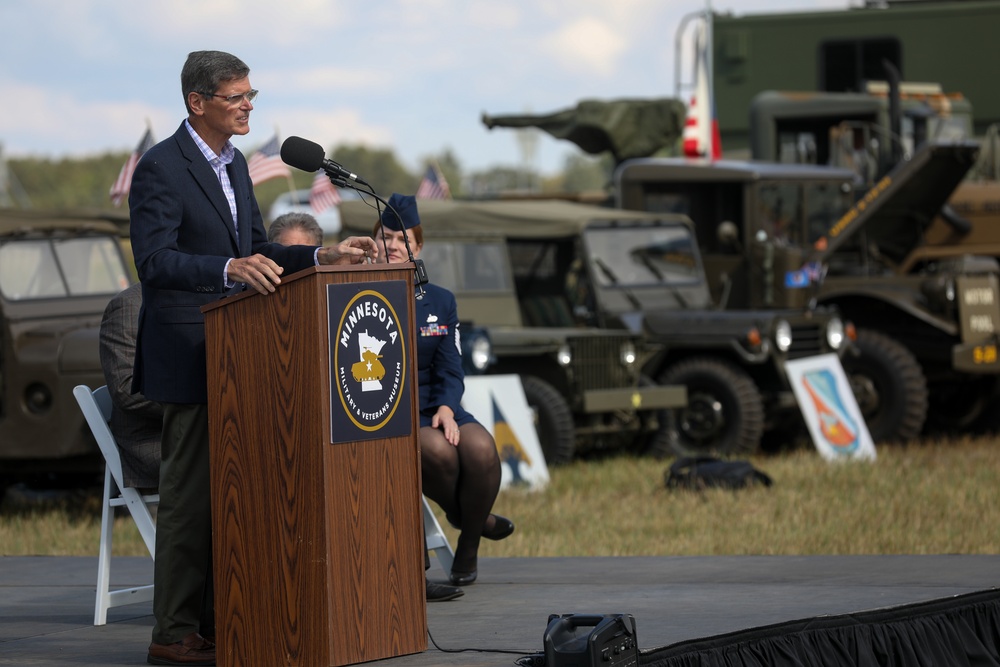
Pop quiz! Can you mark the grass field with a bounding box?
[2,436,998,558]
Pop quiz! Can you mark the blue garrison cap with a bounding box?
[380,193,421,231]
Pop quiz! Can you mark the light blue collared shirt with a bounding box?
[185,120,322,286]
[185,120,240,284]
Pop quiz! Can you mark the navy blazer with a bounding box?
[129,122,317,404]
[414,283,477,428]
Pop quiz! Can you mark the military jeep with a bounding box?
[0,209,132,486]
[342,199,850,458]
[340,200,688,464]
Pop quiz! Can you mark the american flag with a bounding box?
[309,171,341,213]
[415,164,451,200]
[109,127,155,207]
[247,134,291,185]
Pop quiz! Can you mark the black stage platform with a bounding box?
[2,555,998,666]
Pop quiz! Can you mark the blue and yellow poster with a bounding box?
[785,354,876,461]
[461,376,550,490]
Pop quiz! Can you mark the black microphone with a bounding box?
[280,136,369,186]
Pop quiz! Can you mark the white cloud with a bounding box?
[0,0,858,172]
[467,1,522,29]
[242,107,395,154]
[0,80,172,158]
[542,17,628,77]
[129,0,348,45]
[253,66,392,96]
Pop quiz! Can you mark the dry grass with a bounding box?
[476,435,1000,558]
[0,487,117,556]
[2,436,998,557]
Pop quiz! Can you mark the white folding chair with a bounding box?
[73,384,158,626]
[75,384,452,618]
[422,496,454,575]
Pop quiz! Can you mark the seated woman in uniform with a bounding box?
[373,193,514,586]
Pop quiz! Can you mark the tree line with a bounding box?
[5,144,612,218]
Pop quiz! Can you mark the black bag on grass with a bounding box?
[665,456,773,491]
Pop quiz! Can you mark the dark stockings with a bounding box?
[420,422,501,577]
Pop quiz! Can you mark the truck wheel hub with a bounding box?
[678,392,725,441]
[848,375,880,417]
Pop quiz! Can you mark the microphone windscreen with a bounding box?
[280,136,325,172]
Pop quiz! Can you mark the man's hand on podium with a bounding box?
[318,236,380,266]
[228,254,284,294]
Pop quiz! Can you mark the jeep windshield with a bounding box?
[417,240,512,294]
[584,226,701,288]
[0,236,130,301]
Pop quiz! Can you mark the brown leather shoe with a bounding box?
[147,631,216,665]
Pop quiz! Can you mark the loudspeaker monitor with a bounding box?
[543,613,638,667]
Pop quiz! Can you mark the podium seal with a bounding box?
[327,281,412,442]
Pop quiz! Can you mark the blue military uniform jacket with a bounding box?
[414,283,477,428]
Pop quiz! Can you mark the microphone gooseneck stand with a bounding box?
[327,174,429,299]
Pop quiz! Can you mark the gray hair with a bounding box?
[268,212,324,245]
[181,50,250,114]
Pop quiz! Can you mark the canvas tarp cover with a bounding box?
[0,208,125,237]
[339,199,692,240]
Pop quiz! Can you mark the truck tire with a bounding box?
[651,358,765,458]
[841,329,927,442]
[520,375,576,465]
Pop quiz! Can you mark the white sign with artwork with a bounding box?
[461,375,550,490]
[784,354,877,461]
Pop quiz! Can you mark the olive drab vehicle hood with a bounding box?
[808,140,980,268]
[0,209,128,237]
[482,98,687,163]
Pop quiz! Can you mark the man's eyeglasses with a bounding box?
[199,89,258,106]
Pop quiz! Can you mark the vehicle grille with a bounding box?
[787,323,826,359]
[569,336,633,391]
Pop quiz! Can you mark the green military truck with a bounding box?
[341,199,849,458]
[708,1,1000,153]
[0,209,133,489]
[746,84,1000,433]
[616,139,1000,439]
[748,84,1000,268]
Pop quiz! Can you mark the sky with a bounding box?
[0,0,848,178]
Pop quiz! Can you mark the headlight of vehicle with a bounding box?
[826,317,845,350]
[921,274,956,314]
[774,319,793,353]
[620,341,637,366]
[468,335,493,372]
[461,327,493,375]
[24,382,53,414]
[557,343,573,367]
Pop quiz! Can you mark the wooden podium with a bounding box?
[203,264,426,667]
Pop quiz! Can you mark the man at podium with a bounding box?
[129,50,378,666]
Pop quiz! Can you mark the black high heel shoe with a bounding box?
[449,552,478,586]
[449,567,478,587]
[482,514,515,541]
[448,514,515,541]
